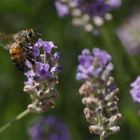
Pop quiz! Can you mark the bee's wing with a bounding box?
[0,32,16,50]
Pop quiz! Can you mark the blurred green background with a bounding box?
[0,0,140,139]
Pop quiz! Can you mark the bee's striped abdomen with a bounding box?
[9,43,25,71]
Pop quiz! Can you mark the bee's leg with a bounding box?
[25,54,35,65]
[23,46,35,65]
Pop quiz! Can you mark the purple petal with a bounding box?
[107,0,121,8]
[53,52,60,62]
[43,41,56,54]
[34,39,44,48]
[55,1,69,17]
[93,48,111,65]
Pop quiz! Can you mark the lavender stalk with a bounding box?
[24,39,62,113]
[76,48,122,139]
[55,0,121,32]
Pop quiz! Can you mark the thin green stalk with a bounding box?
[98,114,105,140]
[43,51,47,63]
[97,107,105,140]
[100,134,104,140]
[0,109,30,134]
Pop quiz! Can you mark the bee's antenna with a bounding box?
[32,26,42,37]
[33,26,42,32]
[36,32,42,36]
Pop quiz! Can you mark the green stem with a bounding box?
[100,134,104,140]
[97,111,105,140]
[0,109,30,134]
[43,51,47,64]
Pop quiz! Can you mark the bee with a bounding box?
[0,29,37,71]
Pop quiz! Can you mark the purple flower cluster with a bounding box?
[29,116,70,140]
[24,39,62,113]
[76,48,121,138]
[25,39,62,83]
[76,48,113,81]
[55,0,121,32]
[82,0,111,17]
[117,12,140,55]
[130,76,140,103]
[107,0,121,8]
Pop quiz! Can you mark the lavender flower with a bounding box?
[24,39,62,113]
[106,0,121,8]
[55,0,121,32]
[76,48,121,138]
[130,76,140,103]
[29,116,70,140]
[76,48,113,80]
[117,12,140,55]
[55,1,69,16]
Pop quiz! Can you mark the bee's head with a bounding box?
[17,28,39,45]
[26,29,35,41]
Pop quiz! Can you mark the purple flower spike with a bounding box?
[24,38,62,113]
[130,76,140,103]
[55,0,121,32]
[76,48,121,138]
[29,116,70,140]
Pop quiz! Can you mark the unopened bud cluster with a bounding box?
[55,0,121,32]
[76,48,121,138]
[24,39,62,113]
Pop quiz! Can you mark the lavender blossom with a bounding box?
[24,39,62,113]
[29,116,70,140]
[130,76,140,103]
[76,48,113,81]
[107,0,121,8]
[55,0,121,32]
[76,48,121,138]
[55,1,69,16]
[117,12,140,55]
